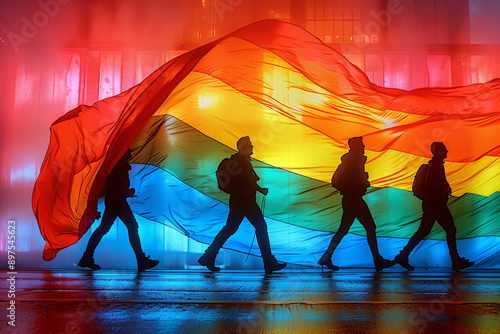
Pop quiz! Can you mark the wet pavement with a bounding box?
[2,269,499,333]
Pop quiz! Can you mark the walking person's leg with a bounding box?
[355,199,394,271]
[117,203,159,271]
[395,202,436,270]
[245,202,286,273]
[199,200,245,271]
[318,196,356,270]
[79,209,118,270]
[435,205,474,270]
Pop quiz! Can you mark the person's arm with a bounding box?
[441,165,452,195]
[249,162,268,195]
[426,163,451,195]
[107,164,135,197]
[257,186,268,195]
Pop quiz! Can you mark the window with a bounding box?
[384,54,410,90]
[306,0,361,43]
[181,0,220,44]
[427,55,451,87]
[99,51,122,100]
[471,55,497,84]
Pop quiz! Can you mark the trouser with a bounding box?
[324,195,383,261]
[400,200,459,261]
[83,201,144,260]
[204,197,273,264]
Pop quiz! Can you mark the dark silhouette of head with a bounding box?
[115,149,133,171]
[124,149,132,159]
[119,149,132,162]
[348,137,365,154]
[431,142,448,160]
[237,136,253,156]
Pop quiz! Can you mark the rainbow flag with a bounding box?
[33,20,500,267]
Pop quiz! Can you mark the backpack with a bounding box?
[331,163,344,191]
[412,164,429,200]
[216,156,241,194]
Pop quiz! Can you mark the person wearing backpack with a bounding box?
[198,136,287,274]
[394,142,474,270]
[318,137,395,271]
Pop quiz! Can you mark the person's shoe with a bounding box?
[452,257,474,271]
[374,257,396,272]
[395,253,415,271]
[198,253,221,272]
[78,254,101,270]
[318,254,339,271]
[138,254,159,272]
[264,256,287,274]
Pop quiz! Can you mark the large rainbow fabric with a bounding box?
[33,20,500,268]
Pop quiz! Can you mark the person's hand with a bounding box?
[261,188,269,196]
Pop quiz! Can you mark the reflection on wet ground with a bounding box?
[4,269,500,333]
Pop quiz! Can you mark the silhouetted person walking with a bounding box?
[198,136,286,274]
[395,142,474,270]
[318,137,394,271]
[78,149,159,272]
